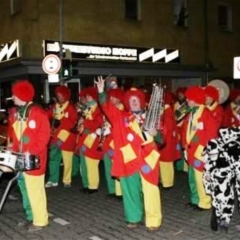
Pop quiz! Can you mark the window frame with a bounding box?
[125,0,142,21]
[217,2,232,32]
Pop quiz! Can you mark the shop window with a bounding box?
[173,0,189,27]
[218,3,232,32]
[125,0,141,20]
[10,0,21,15]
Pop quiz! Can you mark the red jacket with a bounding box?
[207,102,224,129]
[49,101,78,151]
[8,104,50,176]
[160,105,181,162]
[222,102,240,127]
[182,105,218,172]
[101,99,160,185]
[76,102,104,160]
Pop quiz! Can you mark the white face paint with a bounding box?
[129,96,141,112]
[205,96,214,106]
[187,99,198,108]
[12,95,26,106]
[56,93,66,104]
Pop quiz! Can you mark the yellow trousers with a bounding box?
[141,176,162,228]
[85,156,100,189]
[159,161,174,188]
[115,179,122,196]
[194,169,211,209]
[62,150,73,184]
[24,173,48,227]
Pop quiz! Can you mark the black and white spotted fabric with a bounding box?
[203,127,240,228]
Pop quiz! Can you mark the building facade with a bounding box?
[0,0,240,104]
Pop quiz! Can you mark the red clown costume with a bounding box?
[97,82,162,231]
[45,85,78,187]
[204,85,224,129]
[101,88,125,196]
[8,80,50,231]
[159,92,181,188]
[182,86,218,210]
[174,87,188,172]
[222,89,240,127]
[76,87,104,193]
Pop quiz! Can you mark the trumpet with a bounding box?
[175,101,190,123]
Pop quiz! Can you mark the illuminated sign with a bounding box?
[0,40,20,63]
[44,40,180,64]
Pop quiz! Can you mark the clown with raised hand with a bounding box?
[95,76,162,231]
[8,80,50,232]
[45,85,78,188]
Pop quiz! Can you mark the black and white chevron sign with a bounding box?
[138,48,180,63]
[0,40,20,63]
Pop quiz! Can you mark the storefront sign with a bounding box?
[43,40,180,64]
[0,40,20,63]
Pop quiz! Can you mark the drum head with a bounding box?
[0,165,13,173]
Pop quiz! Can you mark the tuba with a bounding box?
[142,83,164,131]
[207,79,230,104]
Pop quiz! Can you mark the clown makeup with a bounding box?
[205,96,214,106]
[12,95,26,106]
[187,99,198,108]
[56,92,66,104]
[110,96,120,106]
[86,94,94,103]
[129,96,141,112]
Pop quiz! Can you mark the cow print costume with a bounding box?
[202,127,240,233]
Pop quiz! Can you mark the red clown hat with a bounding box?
[204,85,219,102]
[124,87,146,111]
[55,85,71,101]
[79,87,98,100]
[185,86,205,104]
[107,88,124,103]
[12,80,35,102]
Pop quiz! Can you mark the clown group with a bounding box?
[6,77,240,233]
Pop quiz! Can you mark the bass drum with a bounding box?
[208,79,230,104]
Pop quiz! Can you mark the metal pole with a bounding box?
[203,0,209,85]
[0,171,21,214]
[59,0,64,84]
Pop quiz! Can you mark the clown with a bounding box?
[222,89,240,128]
[75,86,104,194]
[101,88,125,197]
[95,76,162,231]
[45,85,78,188]
[159,91,181,189]
[174,87,188,172]
[204,85,224,129]
[182,86,218,210]
[7,80,50,232]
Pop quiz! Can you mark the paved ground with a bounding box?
[1,167,240,240]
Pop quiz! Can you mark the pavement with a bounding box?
[1,166,240,240]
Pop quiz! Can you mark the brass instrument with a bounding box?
[208,79,230,104]
[175,101,190,123]
[143,83,164,131]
